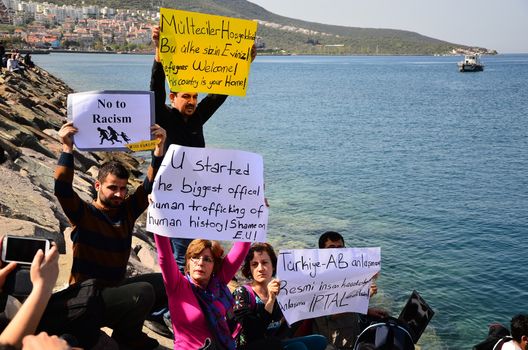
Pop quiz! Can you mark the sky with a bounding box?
[247,0,528,54]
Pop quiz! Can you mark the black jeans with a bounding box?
[101,273,167,339]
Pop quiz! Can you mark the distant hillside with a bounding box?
[36,0,494,55]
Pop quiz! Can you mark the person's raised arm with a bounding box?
[150,26,169,120]
[250,43,257,63]
[54,122,84,224]
[151,124,166,159]
[152,25,161,63]
[219,242,250,283]
[129,124,166,219]
[0,245,59,348]
[58,122,77,154]
[153,234,182,291]
[144,124,166,188]
[54,121,77,185]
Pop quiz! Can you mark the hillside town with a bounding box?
[0,0,495,57]
[0,0,158,51]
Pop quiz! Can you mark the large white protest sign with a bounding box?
[276,247,381,325]
[67,91,154,151]
[147,145,268,242]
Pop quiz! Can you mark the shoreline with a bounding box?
[11,48,506,57]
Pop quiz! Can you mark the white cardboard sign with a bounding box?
[67,91,154,151]
[276,247,381,325]
[147,145,268,242]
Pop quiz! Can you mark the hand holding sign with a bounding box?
[58,121,78,154]
[67,91,154,151]
[266,278,280,314]
[59,120,166,156]
[150,124,166,157]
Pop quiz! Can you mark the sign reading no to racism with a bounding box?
[147,145,268,242]
[67,90,154,151]
[159,8,257,96]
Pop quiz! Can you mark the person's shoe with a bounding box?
[113,332,159,350]
[144,318,173,339]
[163,313,173,336]
[87,331,119,350]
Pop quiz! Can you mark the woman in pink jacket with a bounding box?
[154,234,250,349]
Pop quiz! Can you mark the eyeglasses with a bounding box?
[190,256,214,264]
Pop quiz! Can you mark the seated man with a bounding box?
[23,54,35,69]
[54,122,168,350]
[311,231,388,350]
[6,54,24,75]
[501,314,528,350]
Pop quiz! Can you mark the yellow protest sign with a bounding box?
[126,139,160,152]
[159,8,257,96]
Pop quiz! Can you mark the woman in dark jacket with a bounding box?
[233,243,327,350]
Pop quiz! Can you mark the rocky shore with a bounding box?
[0,66,172,348]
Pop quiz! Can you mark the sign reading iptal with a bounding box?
[147,145,268,242]
[67,91,154,151]
[159,8,257,96]
[276,247,381,325]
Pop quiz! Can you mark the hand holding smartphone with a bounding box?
[1,235,51,265]
[1,235,53,298]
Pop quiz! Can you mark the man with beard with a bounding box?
[150,26,256,150]
[53,121,168,350]
[149,26,256,271]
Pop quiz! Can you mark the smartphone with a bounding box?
[1,235,51,265]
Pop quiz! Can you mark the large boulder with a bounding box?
[0,164,61,239]
[0,210,64,252]
[0,115,55,158]
[14,147,58,193]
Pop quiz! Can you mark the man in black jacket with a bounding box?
[148,26,256,336]
[150,26,256,151]
[150,26,256,269]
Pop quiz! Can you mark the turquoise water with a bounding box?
[33,53,528,349]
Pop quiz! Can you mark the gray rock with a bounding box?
[0,216,65,253]
[133,236,161,273]
[0,165,60,235]
[0,137,21,163]
[0,116,55,158]
[14,147,57,193]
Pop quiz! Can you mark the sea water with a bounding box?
[33,53,528,349]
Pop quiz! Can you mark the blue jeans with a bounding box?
[282,335,328,350]
[170,237,193,274]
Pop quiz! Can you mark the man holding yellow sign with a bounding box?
[149,9,256,276]
[150,9,256,149]
[148,9,257,335]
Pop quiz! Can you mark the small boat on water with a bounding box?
[458,54,484,72]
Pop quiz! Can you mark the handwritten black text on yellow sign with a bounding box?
[159,8,257,96]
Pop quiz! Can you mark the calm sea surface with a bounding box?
[33,53,528,349]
